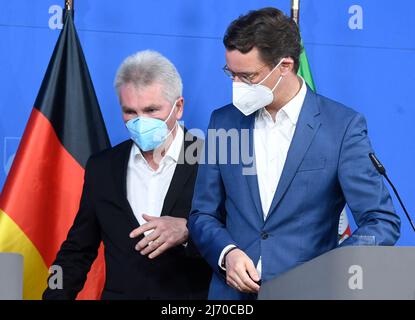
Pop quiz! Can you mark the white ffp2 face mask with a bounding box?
[232,59,284,116]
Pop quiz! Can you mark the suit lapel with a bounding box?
[240,113,265,221]
[111,139,140,228]
[160,131,197,216]
[266,89,321,219]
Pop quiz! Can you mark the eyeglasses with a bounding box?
[222,64,269,84]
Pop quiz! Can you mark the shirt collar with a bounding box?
[258,76,307,126]
[164,124,183,162]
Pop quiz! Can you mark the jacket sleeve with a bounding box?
[188,111,238,274]
[338,113,401,246]
[43,157,101,300]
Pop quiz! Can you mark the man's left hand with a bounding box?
[129,214,188,259]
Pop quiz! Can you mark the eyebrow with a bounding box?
[121,104,162,112]
[142,104,162,112]
[121,106,135,113]
[226,66,257,75]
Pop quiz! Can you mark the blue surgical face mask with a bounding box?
[125,100,178,152]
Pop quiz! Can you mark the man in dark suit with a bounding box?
[43,50,211,300]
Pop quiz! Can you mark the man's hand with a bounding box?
[225,248,260,293]
[129,214,188,259]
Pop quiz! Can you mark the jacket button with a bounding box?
[261,232,269,240]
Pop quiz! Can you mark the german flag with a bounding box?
[0,10,110,299]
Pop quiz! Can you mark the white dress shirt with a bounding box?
[255,78,306,219]
[254,77,306,277]
[219,78,307,275]
[126,125,183,235]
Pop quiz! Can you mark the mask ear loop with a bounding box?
[271,75,284,92]
[164,99,178,123]
[257,58,285,86]
[163,99,180,139]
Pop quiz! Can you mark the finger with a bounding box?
[135,229,161,250]
[246,262,260,283]
[148,241,170,259]
[142,214,157,222]
[229,263,259,293]
[239,269,260,293]
[140,237,162,256]
[226,278,241,291]
[129,222,156,238]
[228,270,251,292]
[227,271,244,291]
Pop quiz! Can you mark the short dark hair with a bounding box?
[223,7,302,73]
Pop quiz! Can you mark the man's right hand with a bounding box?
[225,248,260,293]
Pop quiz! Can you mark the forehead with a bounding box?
[119,82,169,108]
[225,47,264,71]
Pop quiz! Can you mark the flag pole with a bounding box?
[290,0,317,91]
[291,0,300,25]
[64,0,74,20]
[65,0,74,11]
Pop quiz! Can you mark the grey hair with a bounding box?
[114,50,183,104]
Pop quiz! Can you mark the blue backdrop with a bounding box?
[1,0,414,245]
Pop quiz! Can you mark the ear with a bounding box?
[280,57,295,76]
[175,97,184,120]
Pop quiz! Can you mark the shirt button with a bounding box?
[261,232,269,240]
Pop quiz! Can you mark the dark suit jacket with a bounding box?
[43,131,211,300]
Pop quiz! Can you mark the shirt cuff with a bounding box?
[218,244,237,270]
